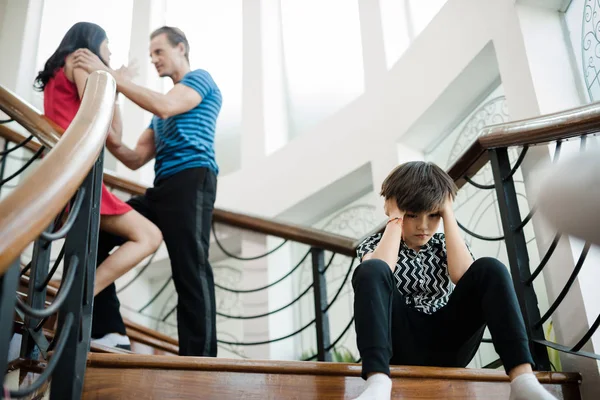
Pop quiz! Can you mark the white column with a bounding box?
[487,2,599,385]
[0,0,44,100]
[116,0,166,185]
[358,0,387,92]
[241,0,266,167]
[502,4,600,396]
[515,4,583,114]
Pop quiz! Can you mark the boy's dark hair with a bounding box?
[150,26,190,62]
[380,161,457,213]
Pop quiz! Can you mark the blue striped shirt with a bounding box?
[150,69,221,181]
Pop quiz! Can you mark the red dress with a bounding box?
[44,67,132,216]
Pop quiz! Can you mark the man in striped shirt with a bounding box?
[74,26,221,357]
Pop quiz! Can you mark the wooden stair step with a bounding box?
[82,354,581,399]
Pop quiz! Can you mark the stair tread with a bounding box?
[83,354,581,399]
[86,353,580,384]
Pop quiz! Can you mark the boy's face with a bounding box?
[402,210,442,250]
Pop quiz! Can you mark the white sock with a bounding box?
[91,333,130,347]
[509,373,558,400]
[353,373,392,400]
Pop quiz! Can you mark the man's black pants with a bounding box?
[352,257,534,379]
[91,167,218,357]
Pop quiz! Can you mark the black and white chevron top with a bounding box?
[356,232,471,315]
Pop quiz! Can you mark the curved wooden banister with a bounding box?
[102,172,147,195]
[0,119,358,258]
[0,89,61,148]
[215,209,357,257]
[479,101,600,148]
[0,125,41,152]
[0,72,116,274]
[448,101,600,188]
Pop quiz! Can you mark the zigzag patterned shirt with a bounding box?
[356,233,471,314]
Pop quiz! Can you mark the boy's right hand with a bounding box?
[384,198,405,220]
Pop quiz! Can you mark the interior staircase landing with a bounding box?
[82,354,581,399]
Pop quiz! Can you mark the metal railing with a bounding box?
[0,73,115,400]
[455,135,599,370]
[109,218,359,362]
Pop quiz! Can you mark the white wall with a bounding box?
[0,0,43,99]
[215,0,541,220]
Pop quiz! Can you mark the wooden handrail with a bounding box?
[213,209,356,257]
[448,101,600,188]
[0,72,116,274]
[0,90,61,148]
[0,121,358,258]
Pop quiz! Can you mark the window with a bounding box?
[280,0,365,136]
[407,0,447,37]
[379,0,412,69]
[166,0,243,174]
[36,0,134,80]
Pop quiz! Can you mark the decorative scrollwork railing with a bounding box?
[0,72,115,400]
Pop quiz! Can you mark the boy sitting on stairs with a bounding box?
[352,161,556,400]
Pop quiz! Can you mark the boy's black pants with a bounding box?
[352,258,534,379]
[91,167,218,357]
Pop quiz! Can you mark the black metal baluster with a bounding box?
[0,141,8,197]
[489,147,550,371]
[0,260,20,399]
[49,153,103,400]
[311,248,331,362]
[20,231,52,361]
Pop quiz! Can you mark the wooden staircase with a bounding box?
[82,354,581,399]
[15,273,583,399]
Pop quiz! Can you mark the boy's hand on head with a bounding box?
[384,198,405,219]
[440,195,455,220]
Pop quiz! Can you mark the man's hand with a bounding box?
[113,63,138,84]
[72,49,110,74]
[73,49,138,86]
[384,198,405,220]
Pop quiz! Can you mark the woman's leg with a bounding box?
[94,210,162,296]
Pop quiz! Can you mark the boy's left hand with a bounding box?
[440,195,455,220]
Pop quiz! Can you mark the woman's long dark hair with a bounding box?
[34,22,108,91]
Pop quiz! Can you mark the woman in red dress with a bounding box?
[35,22,162,348]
